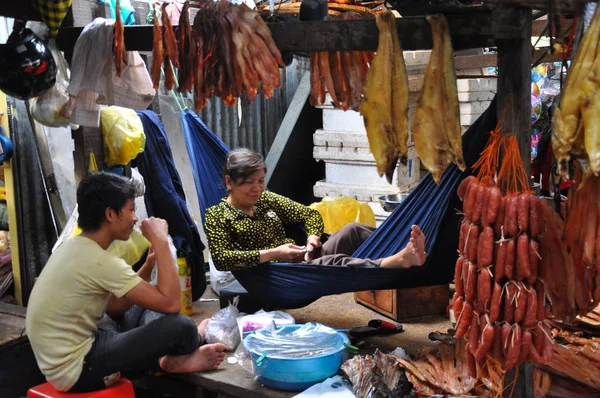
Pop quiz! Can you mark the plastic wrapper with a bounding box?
[30,39,72,127]
[244,322,342,358]
[236,310,295,337]
[205,303,245,350]
[309,196,376,235]
[100,106,146,166]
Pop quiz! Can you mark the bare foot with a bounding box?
[380,225,427,268]
[407,225,426,266]
[159,343,227,373]
[197,319,210,339]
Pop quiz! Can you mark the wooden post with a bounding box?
[496,7,533,177]
[496,7,534,398]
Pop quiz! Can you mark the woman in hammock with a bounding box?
[204,148,427,272]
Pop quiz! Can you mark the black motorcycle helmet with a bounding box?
[0,28,56,100]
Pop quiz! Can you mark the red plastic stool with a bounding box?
[27,378,135,398]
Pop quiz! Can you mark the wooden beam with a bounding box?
[497,9,533,179]
[483,0,596,14]
[453,48,563,70]
[57,9,527,53]
[0,3,41,21]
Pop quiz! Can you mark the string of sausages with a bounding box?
[452,176,554,375]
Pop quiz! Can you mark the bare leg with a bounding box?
[159,343,227,373]
[380,225,427,268]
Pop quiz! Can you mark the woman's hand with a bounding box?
[305,235,322,262]
[275,243,306,263]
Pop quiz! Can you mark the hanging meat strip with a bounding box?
[309,53,325,107]
[161,2,179,90]
[113,0,127,77]
[150,9,163,90]
[178,1,194,93]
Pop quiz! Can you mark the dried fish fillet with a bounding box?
[553,6,600,178]
[360,11,408,183]
[581,53,600,176]
[412,14,464,183]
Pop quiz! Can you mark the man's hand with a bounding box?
[140,217,169,243]
[138,247,157,282]
[305,235,322,262]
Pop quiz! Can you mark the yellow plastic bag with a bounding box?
[100,106,146,167]
[310,196,376,235]
[107,229,150,266]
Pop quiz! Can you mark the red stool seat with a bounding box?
[27,378,135,397]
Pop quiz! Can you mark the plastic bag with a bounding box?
[236,310,295,337]
[209,255,236,295]
[149,235,178,285]
[100,106,146,166]
[205,303,244,350]
[107,229,150,266]
[310,196,376,234]
[30,39,71,127]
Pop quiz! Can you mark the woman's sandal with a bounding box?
[348,319,404,339]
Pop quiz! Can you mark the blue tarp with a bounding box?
[136,111,206,301]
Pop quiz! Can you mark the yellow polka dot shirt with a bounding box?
[205,191,324,271]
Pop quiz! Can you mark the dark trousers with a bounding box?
[69,306,201,393]
[309,222,382,267]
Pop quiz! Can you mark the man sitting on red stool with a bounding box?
[26,173,226,393]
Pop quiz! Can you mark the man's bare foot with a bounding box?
[380,225,427,268]
[159,343,227,373]
[197,319,210,339]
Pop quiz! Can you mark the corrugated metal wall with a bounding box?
[195,56,310,156]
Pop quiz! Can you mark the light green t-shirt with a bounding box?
[26,236,143,391]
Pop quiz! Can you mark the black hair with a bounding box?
[224,148,267,185]
[77,173,136,232]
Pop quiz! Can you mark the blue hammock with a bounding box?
[182,98,497,308]
[181,111,229,223]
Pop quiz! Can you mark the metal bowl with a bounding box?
[379,193,409,212]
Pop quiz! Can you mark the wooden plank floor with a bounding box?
[0,302,27,349]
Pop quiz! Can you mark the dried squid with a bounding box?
[412,14,465,184]
[360,11,409,183]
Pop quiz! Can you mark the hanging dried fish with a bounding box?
[412,14,465,184]
[360,11,408,183]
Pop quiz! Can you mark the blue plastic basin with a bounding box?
[243,324,350,391]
